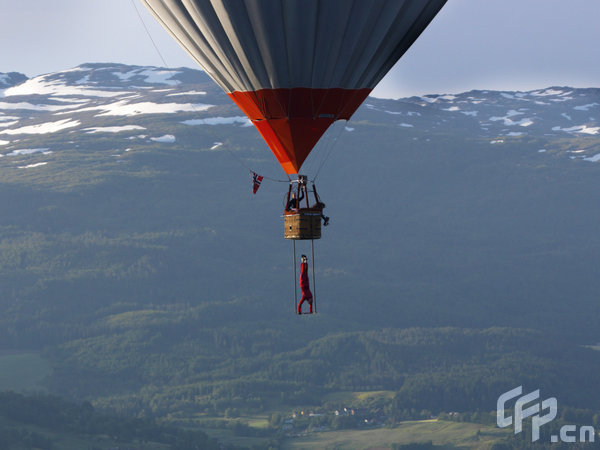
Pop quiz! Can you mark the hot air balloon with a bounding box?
[140,0,446,313]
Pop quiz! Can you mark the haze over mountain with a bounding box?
[1,64,600,448]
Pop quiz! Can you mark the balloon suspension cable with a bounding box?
[311,120,346,183]
[130,0,170,69]
[311,239,317,314]
[224,147,290,183]
[293,240,298,314]
[130,0,289,185]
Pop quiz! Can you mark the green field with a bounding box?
[282,419,508,450]
[0,352,51,392]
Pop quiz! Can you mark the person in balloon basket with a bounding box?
[312,201,330,227]
[286,190,304,211]
[298,254,313,314]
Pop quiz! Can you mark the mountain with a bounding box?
[1,63,600,447]
[0,72,27,89]
[0,63,598,163]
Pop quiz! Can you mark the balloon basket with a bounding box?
[284,210,322,240]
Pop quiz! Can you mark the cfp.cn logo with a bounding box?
[497,386,595,443]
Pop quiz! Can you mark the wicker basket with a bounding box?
[284,210,322,240]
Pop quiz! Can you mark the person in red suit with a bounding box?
[298,254,313,314]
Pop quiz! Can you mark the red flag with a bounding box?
[252,172,263,194]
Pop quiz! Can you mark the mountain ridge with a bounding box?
[0,63,598,172]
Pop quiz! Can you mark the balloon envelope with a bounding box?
[141,0,446,174]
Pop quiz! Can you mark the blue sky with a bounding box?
[1,0,598,98]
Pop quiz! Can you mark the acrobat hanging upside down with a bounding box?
[298,254,313,314]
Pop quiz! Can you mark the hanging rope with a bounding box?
[303,120,337,179]
[293,240,298,314]
[311,239,317,314]
[132,0,331,186]
[130,0,289,186]
[223,146,289,183]
[130,0,170,69]
[312,120,346,182]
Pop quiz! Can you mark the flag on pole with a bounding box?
[252,172,263,194]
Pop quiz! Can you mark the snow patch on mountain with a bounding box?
[84,125,146,134]
[18,162,48,169]
[489,110,533,127]
[150,134,175,143]
[75,75,91,85]
[63,101,213,117]
[6,148,50,156]
[50,97,89,104]
[531,88,571,97]
[418,94,458,104]
[552,125,600,135]
[113,68,181,86]
[167,90,207,97]
[518,118,534,127]
[0,101,81,112]
[3,76,131,98]
[182,116,251,126]
[584,153,600,162]
[418,96,436,104]
[0,119,80,135]
[574,103,599,111]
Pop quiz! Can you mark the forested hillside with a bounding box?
[1,64,600,448]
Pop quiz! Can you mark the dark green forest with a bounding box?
[0,391,219,449]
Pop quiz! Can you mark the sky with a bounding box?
[0,0,598,99]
